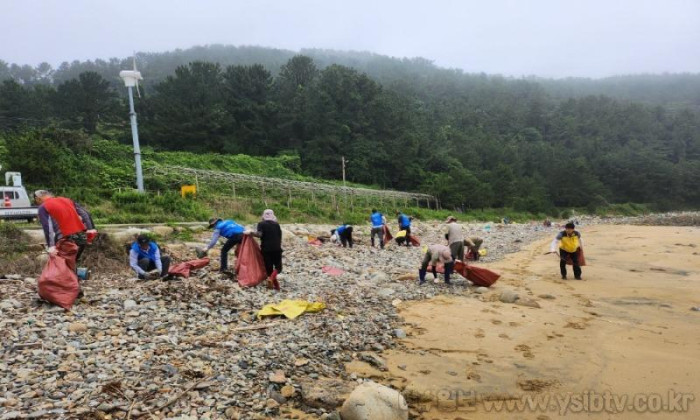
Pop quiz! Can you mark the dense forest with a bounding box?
[1,45,699,213]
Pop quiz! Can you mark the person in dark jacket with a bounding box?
[253,209,283,290]
[203,217,249,273]
[331,224,354,248]
[129,234,171,280]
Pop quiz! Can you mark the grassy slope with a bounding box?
[0,138,648,225]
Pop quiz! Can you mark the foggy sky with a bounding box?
[2,0,699,78]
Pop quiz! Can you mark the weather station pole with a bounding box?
[119,61,145,193]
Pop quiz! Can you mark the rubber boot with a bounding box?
[444,263,453,285]
[418,269,427,285]
[271,269,280,290]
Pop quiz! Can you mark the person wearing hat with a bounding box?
[444,216,465,262]
[252,209,283,290]
[34,190,95,266]
[204,217,249,272]
[129,234,171,280]
[550,222,583,280]
[330,223,354,248]
[419,244,454,285]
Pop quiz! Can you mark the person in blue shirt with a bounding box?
[129,234,171,280]
[330,223,354,248]
[369,209,387,249]
[396,211,413,247]
[204,217,249,273]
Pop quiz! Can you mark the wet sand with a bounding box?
[369,225,700,419]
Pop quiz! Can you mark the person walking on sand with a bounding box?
[444,216,465,262]
[252,209,283,290]
[370,209,387,249]
[550,222,583,280]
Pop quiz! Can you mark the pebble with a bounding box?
[499,290,520,303]
[68,322,88,333]
[123,299,137,310]
[475,287,490,294]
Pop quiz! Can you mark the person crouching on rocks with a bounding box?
[330,224,354,248]
[129,234,171,280]
[419,244,454,285]
[251,209,282,290]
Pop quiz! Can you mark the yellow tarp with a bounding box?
[257,300,327,320]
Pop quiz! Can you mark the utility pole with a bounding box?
[341,156,347,188]
[119,60,145,193]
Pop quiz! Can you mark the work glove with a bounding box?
[244,229,253,235]
[47,246,57,256]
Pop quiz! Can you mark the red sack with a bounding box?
[38,241,80,310]
[308,238,323,247]
[463,264,500,287]
[168,257,210,278]
[566,248,586,266]
[235,235,267,287]
[409,235,421,246]
[382,225,393,244]
[322,266,344,276]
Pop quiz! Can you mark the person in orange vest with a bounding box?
[34,190,95,265]
[3,194,11,207]
[550,222,583,280]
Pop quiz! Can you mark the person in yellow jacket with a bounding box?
[550,222,583,280]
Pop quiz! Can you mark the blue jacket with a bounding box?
[398,214,411,228]
[131,241,159,262]
[216,220,245,238]
[370,212,384,228]
[336,225,348,234]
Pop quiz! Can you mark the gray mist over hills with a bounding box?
[1,0,699,78]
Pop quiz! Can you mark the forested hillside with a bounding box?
[1,45,699,214]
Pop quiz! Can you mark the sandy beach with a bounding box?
[364,225,700,419]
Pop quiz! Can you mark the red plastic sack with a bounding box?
[460,262,501,287]
[382,225,393,244]
[409,235,421,246]
[566,248,586,266]
[235,235,267,287]
[322,266,344,276]
[38,241,80,310]
[168,257,210,278]
[308,238,323,247]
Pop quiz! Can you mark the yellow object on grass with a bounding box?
[180,185,197,198]
[257,300,327,320]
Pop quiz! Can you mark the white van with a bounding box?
[0,170,38,222]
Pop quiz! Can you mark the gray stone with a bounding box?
[123,299,137,310]
[340,381,409,420]
[393,329,407,339]
[475,287,490,294]
[377,288,395,297]
[499,290,520,303]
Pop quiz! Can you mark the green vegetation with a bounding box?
[1,46,698,222]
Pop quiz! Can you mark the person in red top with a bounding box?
[35,190,94,265]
